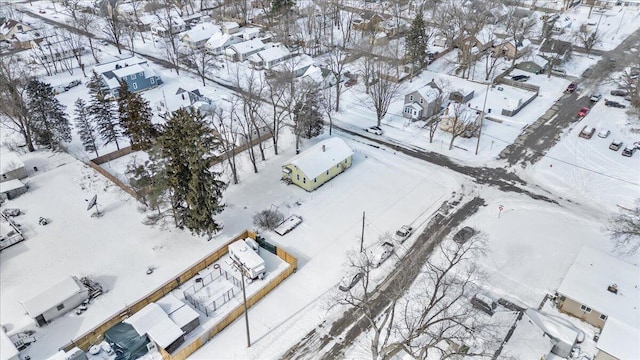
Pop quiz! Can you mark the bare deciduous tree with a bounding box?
[441,100,480,150]
[367,60,403,127]
[0,56,35,151]
[100,2,125,54]
[326,46,348,112]
[575,28,601,57]
[182,48,216,86]
[209,104,241,184]
[606,199,640,256]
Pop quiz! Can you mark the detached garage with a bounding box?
[21,276,90,326]
[0,152,27,182]
[281,137,353,192]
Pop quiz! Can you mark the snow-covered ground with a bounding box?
[2,1,640,359]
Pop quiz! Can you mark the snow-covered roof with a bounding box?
[499,312,553,360]
[284,137,353,180]
[415,84,441,103]
[557,246,639,330]
[443,102,479,124]
[168,303,199,329]
[181,22,220,43]
[21,276,87,318]
[93,56,148,76]
[111,63,145,78]
[524,309,578,347]
[406,103,421,111]
[255,45,290,63]
[597,317,640,359]
[228,39,265,55]
[1,328,19,360]
[124,303,183,349]
[0,151,25,174]
[0,179,26,192]
[156,293,186,314]
[205,33,233,50]
[228,239,265,270]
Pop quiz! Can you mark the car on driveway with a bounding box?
[338,272,364,292]
[597,129,610,138]
[393,225,413,243]
[590,94,602,102]
[453,226,475,244]
[579,126,595,139]
[622,146,636,157]
[371,242,394,268]
[365,126,383,135]
[610,89,629,97]
[605,100,626,108]
[566,82,577,93]
[609,140,623,151]
[577,107,590,117]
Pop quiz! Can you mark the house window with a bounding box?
[344,159,347,164]
[56,303,65,311]
[409,95,413,101]
[314,178,317,183]
[420,99,423,104]
[580,305,592,313]
[131,73,136,80]
[326,170,329,175]
[296,174,300,181]
[600,314,607,321]
[303,178,306,184]
[150,77,155,84]
[132,82,138,90]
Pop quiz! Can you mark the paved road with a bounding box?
[283,197,487,360]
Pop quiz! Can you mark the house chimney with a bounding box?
[607,284,618,294]
[322,144,326,152]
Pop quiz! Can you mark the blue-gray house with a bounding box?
[93,56,162,95]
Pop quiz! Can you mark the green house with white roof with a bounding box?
[282,137,353,192]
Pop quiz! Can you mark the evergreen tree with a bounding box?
[87,71,124,150]
[73,98,100,158]
[117,80,156,151]
[25,80,71,149]
[271,0,296,15]
[406,10,429,78]
[158,108,227,237]
[127,146,172,225]
[293,88,324,140]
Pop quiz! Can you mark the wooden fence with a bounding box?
[61,230,297,360]
[92,146,134,165]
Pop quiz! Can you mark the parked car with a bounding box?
[579,126,595,139]
[371,242,394,268]
[471,293,497,316]
[365,126,383,135]
[345,78,357,87]
[609,140,623,151]
[589,94,602,102]
[634,141,640,150]
[597,129,610,138]
[582,67,593,78]
[566,82,577,93]
[577,107,590,117]
[622,146,636,157]
[338,272,364,292]
[610,89,629,97]
[605,100,626,108]
[453,226,475,244]
[64,79,82,90]
[511,75,530,82]
[551,68,566,77]
[393,225,413,243]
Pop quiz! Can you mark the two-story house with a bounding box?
[180,22,220,49]
[402,80,443,121]
[493,37,531,59]
[93,56,163,95]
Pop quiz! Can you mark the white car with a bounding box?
[371,242,394,268]
[597,129,610,138]
[365,126,383,135]
[393,225,413,243]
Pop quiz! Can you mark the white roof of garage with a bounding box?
[0,151,25,175]
[124,303,183,349]
[21,276,87,318]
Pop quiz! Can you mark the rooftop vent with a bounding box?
[607,284,618,294]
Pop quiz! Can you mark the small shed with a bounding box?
[21,276,90,326]
[125,303,185,354]
[0,152,27,182]
[0,179,27,200]
[156,294,200,335]
[282,137,353,192]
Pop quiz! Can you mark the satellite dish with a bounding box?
[86,195,97,211]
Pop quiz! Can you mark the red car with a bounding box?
[345,79,357,87]
[566,82,577,93]
[577,107,589,117]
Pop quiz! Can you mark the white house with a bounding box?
[247,43,291,69]
[226,38,266,62]
[439,102,481,138]
[205,33,242,55]
[21,276,90,326]
[180,22,220,49]
[556,247,640,360]
[498,312,554,360]
[156,293,200,335]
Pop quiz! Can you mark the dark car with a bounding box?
[453,226,475,244]
[511,75,530,82]
[338,272,364,292]
[566,82,577,93]
[610,89,629,97]
[622,146,636,157]
[605,100,626,108]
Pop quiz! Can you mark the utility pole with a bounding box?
[360,211,365,252]
[232,259,251,347]
[475,81,491,155]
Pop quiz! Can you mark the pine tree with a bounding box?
[158,108,227,237]
[117,80,156,151]
[74,98,100,158]
[406,10,429,79]
[293,88,324,140]
[271,0,296,15]
[87,71,123,150]
[25,80,71,149]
